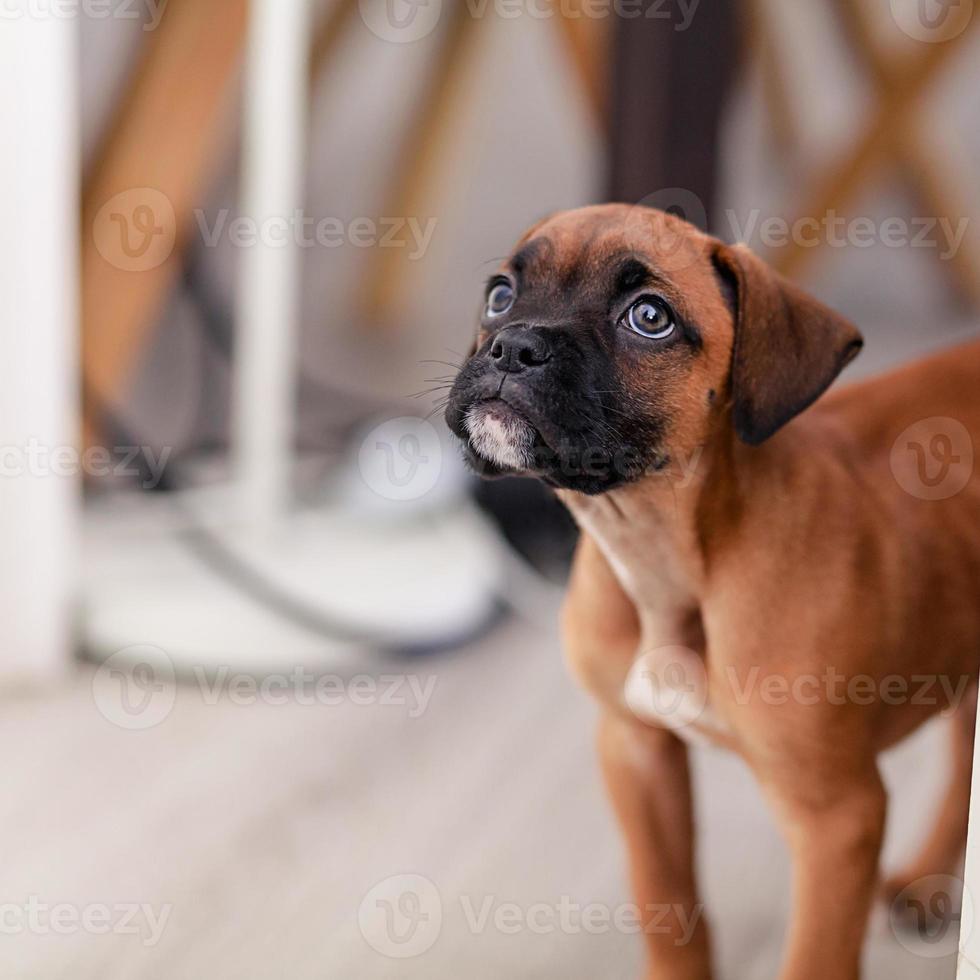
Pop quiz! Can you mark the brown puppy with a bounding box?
[446,204,980,979]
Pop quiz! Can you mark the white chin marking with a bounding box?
[464,405,535,471]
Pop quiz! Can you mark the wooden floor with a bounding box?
[0,607,960,979]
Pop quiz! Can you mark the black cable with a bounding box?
[89,378,400,648]
[85,248,499,657]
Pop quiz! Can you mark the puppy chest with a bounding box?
[567,502,700,612]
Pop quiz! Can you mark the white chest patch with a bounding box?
[623,645,723,743]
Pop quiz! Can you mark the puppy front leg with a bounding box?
[598,713,711,980]
[883,684,976,908]
[765,769,886,980]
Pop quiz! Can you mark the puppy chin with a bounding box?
[463,402,536,472]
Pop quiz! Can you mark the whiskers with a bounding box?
[419,358,464,372]
[408,348,469,420]
[423,397,451,422]
[407,380,453,421]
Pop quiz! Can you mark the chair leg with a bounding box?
[772,30,975,280]
[81,0,248,444]
[830,0,980,308]
[310,0,362,85]
[774,0,980,306]
[551,8,608,133]
[606,0,739,227]
[747,0,801,159]
[357,0,483,328]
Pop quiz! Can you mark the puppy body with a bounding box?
[447,205,980,979]
[561,343,980,978]
[565,339,980,752]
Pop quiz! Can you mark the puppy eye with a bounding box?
[625,297,675,340]
[485,281,515,318]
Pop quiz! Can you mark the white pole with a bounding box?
[0,9,79,680]
[233,0,312,524]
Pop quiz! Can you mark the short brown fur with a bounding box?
[461,205,980,979]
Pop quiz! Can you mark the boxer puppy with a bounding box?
[445,204,980,979]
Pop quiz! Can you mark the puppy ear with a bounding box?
[713,242,863,445]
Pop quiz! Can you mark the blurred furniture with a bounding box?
[79,0,358,447]
[0,14,79,679]
[81,0,605,444]
[759,0,980,308]
[606,0,738,226]
[607,0,980,313]
[234,0,313,521]
[81,0,504,671]
[360,0,607,325]
[82,0,249,444]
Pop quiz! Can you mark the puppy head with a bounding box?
[446,204,863,494]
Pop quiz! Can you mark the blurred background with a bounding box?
[2,0,980,976]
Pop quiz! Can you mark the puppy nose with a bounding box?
[489,327,552,374]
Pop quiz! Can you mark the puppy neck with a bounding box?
[557,449,722,615]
